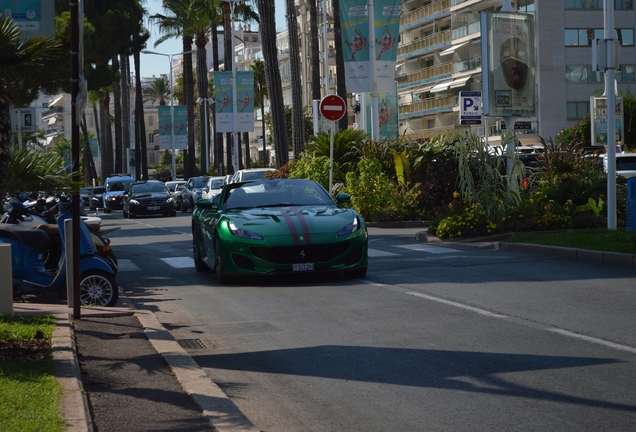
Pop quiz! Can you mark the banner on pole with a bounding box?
[591,96,623,146]
[340,0,401,93]
[158,105,187,150]
[364,83,398,139]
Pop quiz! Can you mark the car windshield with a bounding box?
[224,179,332,210]
[107,180,132,192]
[243,170,272,181]
[93,187,105,194]
[131,183,167,194]
[192,178,208,188]
[210,179,224,189]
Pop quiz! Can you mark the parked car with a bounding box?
[603,153,636,178]
[103,174,135,213]
[180,176,210,212]
[201,176,226,200]
[89,186,105,210]
[191,178,369,283]
[230,168,276,183]
[79,187,93,208]
[122,180,176,218]
[165,180,187,209]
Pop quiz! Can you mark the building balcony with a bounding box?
[398,30,452,58]
[399,95,457,117]
[403,125,463,141]
[401,0,451,29]
[451,21,481,40]
[397,62,454,88]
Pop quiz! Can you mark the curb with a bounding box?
[53,314,92,432]
[135,310,259,432]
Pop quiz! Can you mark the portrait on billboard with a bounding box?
[481,12,536,117]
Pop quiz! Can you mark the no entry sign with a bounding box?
[319,95,346,121]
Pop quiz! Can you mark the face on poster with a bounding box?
[237,71,255,133]
[485,12,536,117]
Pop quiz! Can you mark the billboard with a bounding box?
[214,71,255,133]
[339,0,401,93]
[0,0,55,39]
[157,105,187,150]
[481,11,536,118]
[362,83,398,140]
[591,96,623,146]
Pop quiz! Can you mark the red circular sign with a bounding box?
[319,95,347,121]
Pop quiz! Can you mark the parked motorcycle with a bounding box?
[1,197,118,273]
[0,201,119,306]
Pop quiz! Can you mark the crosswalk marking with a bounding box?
[117,259,141,272]
[160,257,195,268]
[394,244,460,254]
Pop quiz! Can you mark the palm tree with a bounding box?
[285,0,305,159]
[0,15,62,197]
[332,0,348,131]
[151,0,197,179]
[254,0,288,167]
[144,77,171,105]
[309,0,321,104]
[250,59,268,166]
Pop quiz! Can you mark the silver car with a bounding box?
[201,176,226,200]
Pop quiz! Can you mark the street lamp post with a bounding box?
[223,0,243,172]
[196,97,215,174]
[141,49,193,180]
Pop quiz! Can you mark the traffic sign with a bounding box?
[320,95,346,122]
[459,91,482,125]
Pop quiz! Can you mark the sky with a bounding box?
[139,0,286,79]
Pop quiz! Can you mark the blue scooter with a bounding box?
[0,201,119,306]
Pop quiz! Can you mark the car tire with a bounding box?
[193,235,207,272]
[171,211,177,217]
[190,198,195,211]
[214,237,228,284]
[344,266,367,278]
[181,201,188,212]
[128,212,136,219]
[122,208,128,218]
[104,205,111,214]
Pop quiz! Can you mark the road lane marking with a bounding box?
[395,244,461,254]
[368,248,399,257]
[407,291,509,318]
[160,257,195,268]
[547,329,636,355]
[116,259,141,272]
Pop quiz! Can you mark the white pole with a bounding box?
[368,0,380,140]
[605,0,617,229]
[230,1,239,171]
[329,120,334,194]
[169,54,176,181]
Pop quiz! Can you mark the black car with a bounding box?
[122,180,176,218]
[89,186,105,210]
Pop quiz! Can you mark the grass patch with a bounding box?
[506,229,636,254]
[0,315,64,432]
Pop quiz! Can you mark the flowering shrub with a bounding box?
[432,203,497,240]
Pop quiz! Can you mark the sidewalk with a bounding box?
[13,299,259,432]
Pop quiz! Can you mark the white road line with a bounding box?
[407,291,509,318]
[548,329,636,355]
[160,257,195,268]
[368,248,399,257]
[117,259,141,272]
[395,244,461,254]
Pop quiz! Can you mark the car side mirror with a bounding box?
[195,199,216,210]
[335,193,351,204]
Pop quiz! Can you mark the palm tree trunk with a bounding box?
[121,53,131,174]
[286,0,305,159]
[113,56,123,173]
[243,132,250,168]
[255,0,288,167]
[310,0,321,102]
[101,92,113,180]
[133,51,148,180]
[183,37,196,179]
[92,102,102,181]
[223,2,235,174]
[196,42,209,175]
[212,24,223,175]
[80,114,98,184]
[0,80,12,198]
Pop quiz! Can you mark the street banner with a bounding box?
[591,96,624,146]
[214,71,255,133]
[340,0,401,93]
[481,11,536,117]
[363,82,398,139]
[89,137,99,159]
[157,105,187,150]
[0,0,55,39]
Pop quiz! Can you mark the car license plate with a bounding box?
[293,263,314,271]
[147,206,160,210]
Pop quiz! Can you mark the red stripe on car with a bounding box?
[278,208,300,246]
[291,209,312,245]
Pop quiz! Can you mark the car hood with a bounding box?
[130,192,170,200]
[224,206,363,242]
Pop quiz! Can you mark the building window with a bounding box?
[618,65,635,82]
[566,65,604,82]
[148,133,154,144]
[566,0,633,9]
[565,28,634,46]
[147,115,154,127]
[567,102,590,120]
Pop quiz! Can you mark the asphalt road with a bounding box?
[99,211,636,431]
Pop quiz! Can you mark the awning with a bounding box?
[450,75,472,88]
[46,137,54,145]
[439,42,467,56]
[47,117,57,125]
[49,95,64,107]
[429,80,453,93]
[407,84,436,94]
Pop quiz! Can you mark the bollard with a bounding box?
[0,244,13,315]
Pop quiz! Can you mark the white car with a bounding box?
[201,176,226,200]
[230,168,276,183]
[603,153,636,179]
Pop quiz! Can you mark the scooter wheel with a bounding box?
[80,270,119,307]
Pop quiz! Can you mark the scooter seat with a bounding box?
[36,223,59,236]
[0,224,50,251]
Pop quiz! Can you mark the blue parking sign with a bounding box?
[460,91,482,125]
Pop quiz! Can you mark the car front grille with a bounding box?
[250,242,350,264]
[136,198,168,206]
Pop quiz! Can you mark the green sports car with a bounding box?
[191,178,368,283]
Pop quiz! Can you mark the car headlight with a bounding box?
[337,216,360,236]
[130,199,140,205]
[227,221,263,240]
[167,197,174,204]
